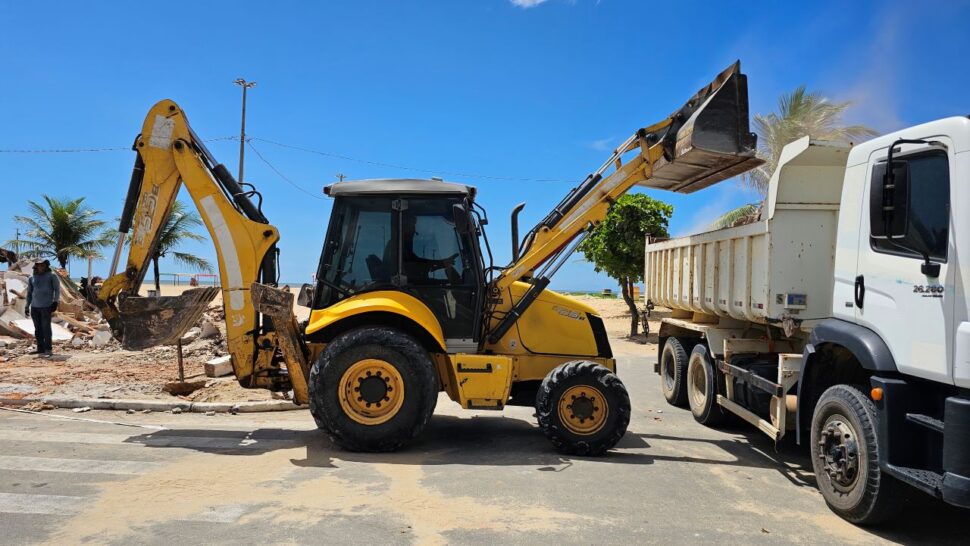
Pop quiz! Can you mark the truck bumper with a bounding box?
[942,396,970,507]
[872,376,970,508]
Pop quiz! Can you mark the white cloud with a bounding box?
[509,0,550,8]
[586,136,615,152]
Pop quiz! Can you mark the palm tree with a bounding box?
[7,195,115,269]
[149,200,213,292]
[710,86,878,229]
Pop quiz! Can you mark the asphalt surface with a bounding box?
[0,342,967,545]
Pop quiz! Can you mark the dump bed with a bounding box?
[645,138,851,329]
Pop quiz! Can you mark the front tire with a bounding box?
[309,327,438,452]
[686,344,727,426]
[810,384,902,525]
[536,361,630,456]
[659,337,689,407]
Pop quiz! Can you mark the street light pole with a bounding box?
[234,78,257,183]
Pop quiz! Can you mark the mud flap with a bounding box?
[109,287,220,350]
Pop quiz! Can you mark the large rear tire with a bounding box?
[686,344,727,426]
[309,327,438,452]
[536,361,630,456]
[810,384,902,525]
[659,337,689,407]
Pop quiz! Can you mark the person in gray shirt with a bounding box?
[25,259,60,357]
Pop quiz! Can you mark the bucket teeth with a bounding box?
[109,287,220,350]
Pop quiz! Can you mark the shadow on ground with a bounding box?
[121,410,968,543]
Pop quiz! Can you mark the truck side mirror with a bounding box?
[869,159,910,239]
[452,203,471,234]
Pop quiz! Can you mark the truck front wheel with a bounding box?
[810,384,902,525]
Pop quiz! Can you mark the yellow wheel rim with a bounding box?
[558,385,608,435]
[338,359,405,425]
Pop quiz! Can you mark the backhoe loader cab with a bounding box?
[311,179,486,349]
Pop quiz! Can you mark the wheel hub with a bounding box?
[818,417,860,491]
[339,359,405,425]
[558,385,608,436]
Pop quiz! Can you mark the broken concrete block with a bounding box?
[204,355,233,378]
[199,321,220,339]
[171,407,183,414]
[71,337,84,348]
[11,319,73,341]
[72,406,92,413]
[181,327,201,342]
[91,330,113,348]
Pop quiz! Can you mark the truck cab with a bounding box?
[833,116,970,387]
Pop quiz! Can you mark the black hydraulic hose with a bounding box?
[118,153,145,233]
[211,163,268,224]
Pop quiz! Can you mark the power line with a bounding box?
[0,136,238,154]
[246,141,326,200]
[251,137,570,183]
[2,134,573,184]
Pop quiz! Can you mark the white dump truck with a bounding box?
[646,117,970,525]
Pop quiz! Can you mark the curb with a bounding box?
[0,396,305,414]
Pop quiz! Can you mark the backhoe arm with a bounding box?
[96,100,308,400]
[487,62,762,343]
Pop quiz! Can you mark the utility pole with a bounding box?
[336,173,346,182]
[234,78,257,183]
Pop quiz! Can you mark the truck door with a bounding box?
[855,140,954,383]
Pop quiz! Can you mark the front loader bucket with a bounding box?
[108,287,220,350]
[643,61,764,193]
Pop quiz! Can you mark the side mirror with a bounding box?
[296,283,314,307]
[869,159,910,239]
[452,203,471,234]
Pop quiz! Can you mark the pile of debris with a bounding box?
[0,260,112,348]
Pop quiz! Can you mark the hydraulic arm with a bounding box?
[488,61,762,343]
[95,100,307,399]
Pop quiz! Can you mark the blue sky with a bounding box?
[1,0,968,290]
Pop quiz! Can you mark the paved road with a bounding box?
[1,348,966,545]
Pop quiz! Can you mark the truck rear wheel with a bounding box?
[309,327,438,452]
[659,337,689,407]
[536,361,630,456]
[686,344,727,426]
[810,384,901,525]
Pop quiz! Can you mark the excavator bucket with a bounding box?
[108,287,220,350]
[643,61,764,193]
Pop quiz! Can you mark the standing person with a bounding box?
[25,259,59,357]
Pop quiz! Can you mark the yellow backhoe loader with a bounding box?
[95,62,761,453]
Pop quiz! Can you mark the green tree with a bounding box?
[578,193,673,336]
[711,86,878,229]
[7,195,115,269]
[149,200,213,292]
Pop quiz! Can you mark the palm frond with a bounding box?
[171,251,213,273]
[710,204,760,230]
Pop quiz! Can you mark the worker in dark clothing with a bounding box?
[25,259,60,357]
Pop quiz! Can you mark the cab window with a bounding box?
[871,150,950,262]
